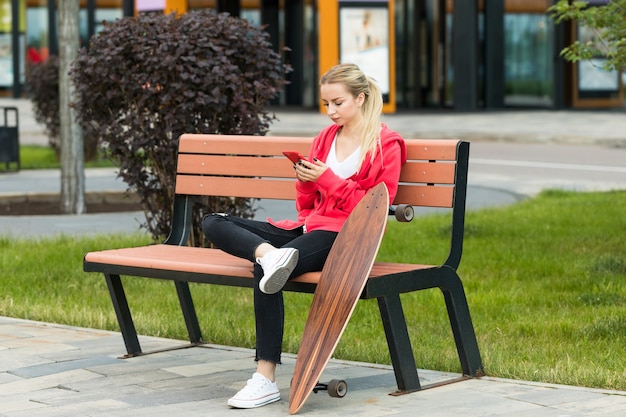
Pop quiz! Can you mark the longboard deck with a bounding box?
[289,182,389,414]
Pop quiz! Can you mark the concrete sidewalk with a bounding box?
[2,316,625,417]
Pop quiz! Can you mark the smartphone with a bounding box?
[283,150,305,164]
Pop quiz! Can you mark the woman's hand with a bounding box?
[295,158,327,182]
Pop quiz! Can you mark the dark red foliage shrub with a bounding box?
[70,10,290,242]
[26,56,99,161]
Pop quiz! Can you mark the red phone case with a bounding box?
[283,150,305,164]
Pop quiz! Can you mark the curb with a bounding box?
[0,191,141,215]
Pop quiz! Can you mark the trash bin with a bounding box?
[0,107,20,171]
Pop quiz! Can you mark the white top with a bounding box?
[326,135,361,179]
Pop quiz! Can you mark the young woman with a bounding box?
[202,63,407,409]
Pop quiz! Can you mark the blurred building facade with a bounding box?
[1,0,623,111]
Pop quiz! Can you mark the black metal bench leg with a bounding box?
[174,281,203,344]
[104,273,142,356]
[440,272,484,377]
[377,294,421,393]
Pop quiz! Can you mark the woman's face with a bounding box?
[320,82,364,128]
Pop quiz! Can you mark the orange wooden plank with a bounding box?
[85,245,432,285]
[369,261,433,276]
[179,134,312,156]
[85,245,318,281]
[175,168,453,205]
[405,139,460,161]
[175,175,297,200]
[179,135,459,162]
[399,161,456,184]
[176,154,296,178]
[393,184,454,208]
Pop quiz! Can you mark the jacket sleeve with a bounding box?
[295,180,317,219]
[294,130,327,219]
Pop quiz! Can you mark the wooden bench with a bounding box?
[83,133,484,394]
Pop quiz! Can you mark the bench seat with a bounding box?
[85,244,428,288]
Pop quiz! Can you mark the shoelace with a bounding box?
[240,375,269,395]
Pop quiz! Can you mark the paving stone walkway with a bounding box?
[1,317,625,417]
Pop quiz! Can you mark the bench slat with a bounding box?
[175,175,298,200]
[393,184,454,207]
[84,245,431,285]
[179,134,312,156]
[400,160,456,184]
[177,154,296,178]
[86,245,254,277]
[404,139,460,161]
[178,135,461,162]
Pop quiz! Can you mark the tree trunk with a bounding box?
[59,0,85,214]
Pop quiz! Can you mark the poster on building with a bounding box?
[0,0,26,88]
[137,0,165,13]
[577,22,620,94]
[578,59,619,92]
[339,1,389,101]
[0,33,24,87]
[0,34,12,86]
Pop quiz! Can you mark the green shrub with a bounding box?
[70,10,291,242]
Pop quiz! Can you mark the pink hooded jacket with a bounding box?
[269,123,407,233]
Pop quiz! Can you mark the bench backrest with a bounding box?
[169,134,469,268]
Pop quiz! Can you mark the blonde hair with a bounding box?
[320,63,383,168]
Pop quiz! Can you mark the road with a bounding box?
[468,141,626,197]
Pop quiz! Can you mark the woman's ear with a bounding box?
[357,92,365,107]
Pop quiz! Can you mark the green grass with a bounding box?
[1,189,625,391]
[3,145,114,170]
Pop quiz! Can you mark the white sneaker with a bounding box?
[257,248,299,294]
[227,372,280,408]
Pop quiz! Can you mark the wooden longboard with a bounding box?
[289,182,389,414]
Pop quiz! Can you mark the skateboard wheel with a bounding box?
[395,204,414,222]
[327,379,347,398]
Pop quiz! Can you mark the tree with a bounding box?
[58,0,85,214]
[549,0,626,72]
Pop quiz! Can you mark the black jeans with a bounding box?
[202,214,338,364]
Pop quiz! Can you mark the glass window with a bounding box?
[26,6,48,64]
[504,14,553,107]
